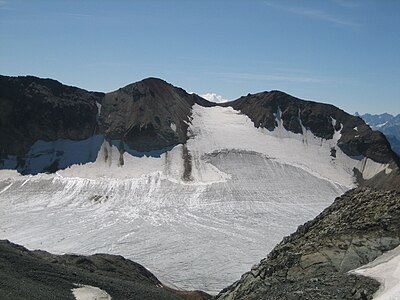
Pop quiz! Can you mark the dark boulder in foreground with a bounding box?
[0,240,211,300]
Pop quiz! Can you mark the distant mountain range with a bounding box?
[356,112,400,156]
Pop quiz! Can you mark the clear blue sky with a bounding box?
[1,0,399,114]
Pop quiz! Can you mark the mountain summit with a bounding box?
[99,77,214,152]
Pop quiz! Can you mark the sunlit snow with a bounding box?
[0,105,391,294]
[200,93,230,103]
[352,245,400,300]
[72,284,111,300]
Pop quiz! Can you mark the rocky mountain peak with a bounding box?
[99,77,213,152]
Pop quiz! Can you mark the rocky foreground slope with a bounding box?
[215,188,400,300]
[0,239,210,300]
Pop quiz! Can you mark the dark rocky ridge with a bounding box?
[0,75,214,173]
[0,239,211,300]
[100,77,214,152]
[0,75,104,160]
[215,188,400,300]
[224,91,397,164]
[223,91,400,191]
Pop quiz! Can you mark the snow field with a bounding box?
[352,245,400,300]
[72,284,111,300]
[0,104,392,293]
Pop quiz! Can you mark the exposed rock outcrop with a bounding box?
[215,188,400,300]
[100,77,214,152]
[0,240,211,300]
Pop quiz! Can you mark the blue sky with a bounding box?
[1,0,399,114]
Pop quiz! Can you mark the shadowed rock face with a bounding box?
[0,240,211,300]
[215,188,400,300]
[0,76,214,173]
[223,91,400,191]
[99,77,214,152]
[0,75,104,160]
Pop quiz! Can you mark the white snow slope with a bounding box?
[0,105,392,294]
[352,245,400,300]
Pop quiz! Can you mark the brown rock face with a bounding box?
[0,75,104,159]
[99,77,214,152]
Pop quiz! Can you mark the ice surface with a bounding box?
[0,105,391,294]
[352,245,400,300]
[0,153,346,293]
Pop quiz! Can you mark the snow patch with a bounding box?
[96,101,102,120]
[357,157,392,180]
[72,284,111,300]
[170,122,177,132]
[352,245,400,300]
[376,121,388,128]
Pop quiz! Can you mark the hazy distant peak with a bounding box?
[200,93,230,103]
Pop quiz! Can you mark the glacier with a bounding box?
[0,105,391,294]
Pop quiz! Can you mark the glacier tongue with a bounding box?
[0,104,390,294]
